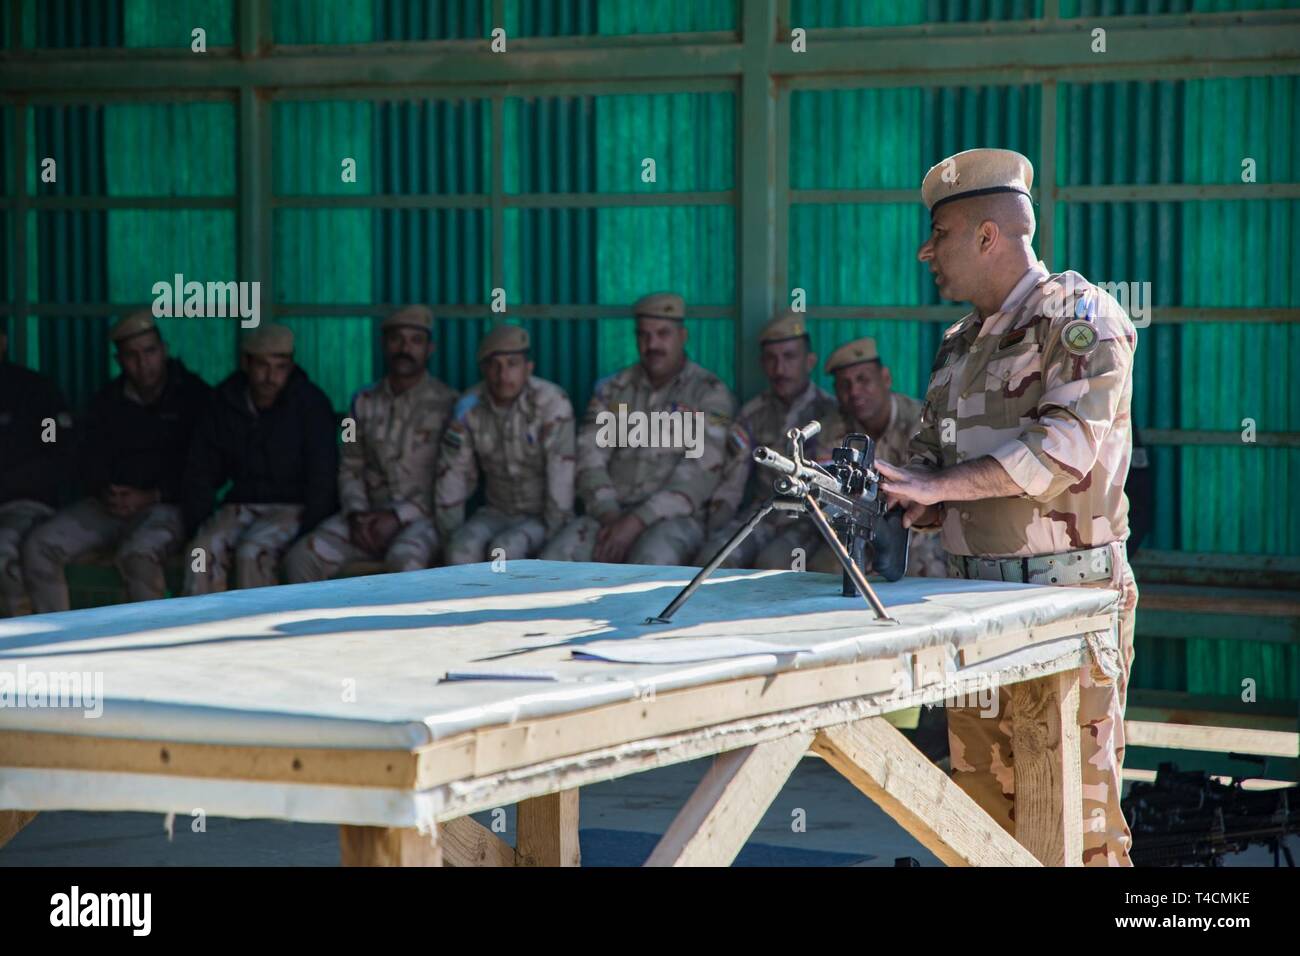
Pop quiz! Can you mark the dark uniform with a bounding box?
[23,350,210,612]
[0,358,69,616]
[182,327,339,594]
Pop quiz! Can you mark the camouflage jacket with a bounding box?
[578,359,735,526]
[339,373,458,525]
[435,376,576,536]
[908,263,1137,558]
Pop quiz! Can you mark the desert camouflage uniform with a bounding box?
[541,359,735,565]
[0,501,52,616]
[285,373,457,581]
[696,380,842,570]
[435,376,576,564]
[909,262,1139,867]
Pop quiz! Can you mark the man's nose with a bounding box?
[917,241,933,262]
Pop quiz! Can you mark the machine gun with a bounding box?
[1123,762,1299,867]
[649,421,909,624]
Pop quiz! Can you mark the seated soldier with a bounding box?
[694,310,842,570]
[0,324,70,616]
[182,324,338,594]
[285,306,456,582]
[23,312,211,611]
[541,293,735,566]
[436,325,576,564]
[813,336,949,578]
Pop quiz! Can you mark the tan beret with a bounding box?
[382,304,434,335]
[241,323,294,356]
[477,324,530,362]
[921,148,1034,216]
[109,310,158,344]
[825,337,880,375]
[632,292,686,322]
[759,310,809,346]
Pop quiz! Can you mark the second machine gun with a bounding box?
[649,421,910,624]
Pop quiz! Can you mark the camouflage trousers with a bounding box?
[540,514,704,566]
[0,499,54,616]
[184,503,302,595]
[694,508,821,570]
[23,497,185,612]
[946,554,1139,866]
[284,512,437,583]
[444,506,546,565]
[807,523,951,578]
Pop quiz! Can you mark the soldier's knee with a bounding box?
[282,538,317,583]
[488,528,531,561]
[21,525,64,570]
[445,528,486,565]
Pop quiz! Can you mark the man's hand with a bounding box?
[900,501,943,530]
[103,484,159,518]
[593,512,646,563]
[876,460,944,509]
[367,510,400,552]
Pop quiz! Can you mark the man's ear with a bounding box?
[979,219,1000,253]
[805,351,818,375]
[881,365,893,390]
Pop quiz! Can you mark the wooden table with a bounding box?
[0,561,1120,867]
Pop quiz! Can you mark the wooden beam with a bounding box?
[813,718,1041,867]
[645,732,811,867]
[425,642,1097,822]
[339,824,443,866]
[516,789,580,867]
[0,810,37,850]
[1124,721,1298,759]
[440,815,518,867]
[1009,670,1082,867]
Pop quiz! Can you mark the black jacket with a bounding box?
[0,361,70,506]
[182,366,339,537]
[79,359,212,502]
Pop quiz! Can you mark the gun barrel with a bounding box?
[752,445,798,477]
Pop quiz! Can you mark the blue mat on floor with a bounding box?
[578,828,874,867]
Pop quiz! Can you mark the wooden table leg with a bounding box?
[339,824,443,866]
[0,810,37,851]
[1010,669,1083,866]
[516,788,581,867]
[646,733,812,867]
[815,718,1039,867]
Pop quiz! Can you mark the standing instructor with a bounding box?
[878,148,1140,866]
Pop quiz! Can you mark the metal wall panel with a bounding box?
[792,0,1042,27]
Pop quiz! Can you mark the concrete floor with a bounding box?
[3,753,1292,866]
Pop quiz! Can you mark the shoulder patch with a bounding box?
[1060,319,1099,356]
[452,393,479,422]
